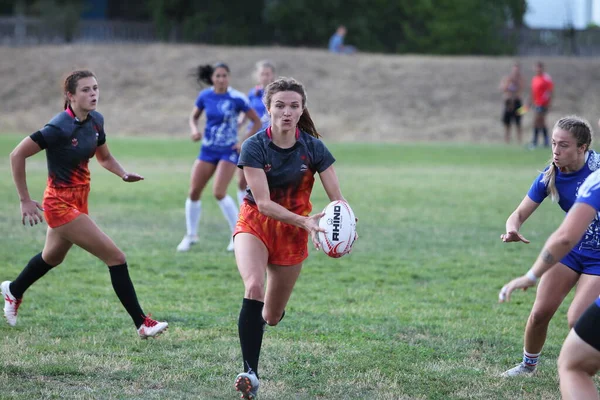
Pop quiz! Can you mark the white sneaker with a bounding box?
[235,370,259,399]
[137,315,168,339]
[501,363,536,377]
[227,237,235,252]
[176,235,199,252]
[1,281,22,327]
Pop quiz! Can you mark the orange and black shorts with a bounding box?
[234,202,309,266]
[43,185,90,228]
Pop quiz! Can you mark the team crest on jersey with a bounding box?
[264,164,272,173]
[71,138,78,147]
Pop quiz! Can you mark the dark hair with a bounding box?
[63,70,96,110]
[263,77,321,138]
[542,115,593,202]
[194,62,230,87]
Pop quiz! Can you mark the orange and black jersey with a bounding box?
[30,107,106,188]
[238,128,335,216]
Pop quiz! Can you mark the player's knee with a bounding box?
[106,250,127,266]
[41,253,64,267]
[244,281,264,300]
[189,189,201,201]
[529,308,553,326]
[213,190,226,201]
[263,312,281,327]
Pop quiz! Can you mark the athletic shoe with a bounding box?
[176,235,199,252]
[501,363,536,377]
[227,237,235,252]
[137,315,168,339]
[1,281,22,327]
[235,370,259,399]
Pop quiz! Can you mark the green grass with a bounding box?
[0,134,583,399]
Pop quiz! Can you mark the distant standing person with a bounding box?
[328,25,357,54]
[236,60,276,206]
[499,63,525,144]
[2,70,168,339]
[176,63,261,252]
[529,61,554,148]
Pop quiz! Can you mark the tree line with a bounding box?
[3,0,527,55]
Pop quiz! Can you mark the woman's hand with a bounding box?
[303,212,326,250]
[501,230,530,243]
[122,173,144,182]
[498,275,536,302]
[191,132,202,142]
[20,199,44,226]
[232,142,241,152]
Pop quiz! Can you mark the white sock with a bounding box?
[522,348,541,368]
[185,198,201,237]
[218,195,239,232]
[237,189,246,207]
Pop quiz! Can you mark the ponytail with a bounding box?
[542,161,559,202]
[193,62,230,87]
[194,64,214,87]
[298,108,320,138]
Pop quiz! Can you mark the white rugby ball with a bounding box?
[318,200,357,258]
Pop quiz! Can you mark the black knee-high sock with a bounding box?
[532,128,539,146]
[542,127,549,146]
[108,263,145,328]
[238,298,266,378]
[10,253,55,299]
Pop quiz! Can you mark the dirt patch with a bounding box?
[0,44,598,142]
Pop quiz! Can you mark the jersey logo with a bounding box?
[71,138,78,147]
[264,164,272,173]
[300,164,308,172]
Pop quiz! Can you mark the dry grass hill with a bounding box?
[1,43,599,142]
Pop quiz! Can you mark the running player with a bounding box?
[236,60,276,206]
[176,62,261,252]
[232,77,353,399]
[499,161,600,399]
[2,70,168,339]
[498,115,600,376]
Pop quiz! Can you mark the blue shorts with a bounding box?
[534,105,548,114]
[561,250,600,276]
[198,146,239,165]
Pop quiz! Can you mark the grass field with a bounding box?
[0,135,588,399]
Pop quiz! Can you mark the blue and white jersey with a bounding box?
[528,150,600,251]
[195,87,250,151]
[575,167,600,251]
[247,87,270,131]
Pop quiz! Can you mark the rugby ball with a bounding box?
[318,200,357,258]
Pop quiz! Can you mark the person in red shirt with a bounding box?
[529,61,554,148]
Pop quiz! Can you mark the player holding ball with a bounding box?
[232,77,356,399]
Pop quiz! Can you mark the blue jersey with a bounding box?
[247,87,270,131]
[195,87,250,151]
[575,168,600,252]
[528,150,600,251]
